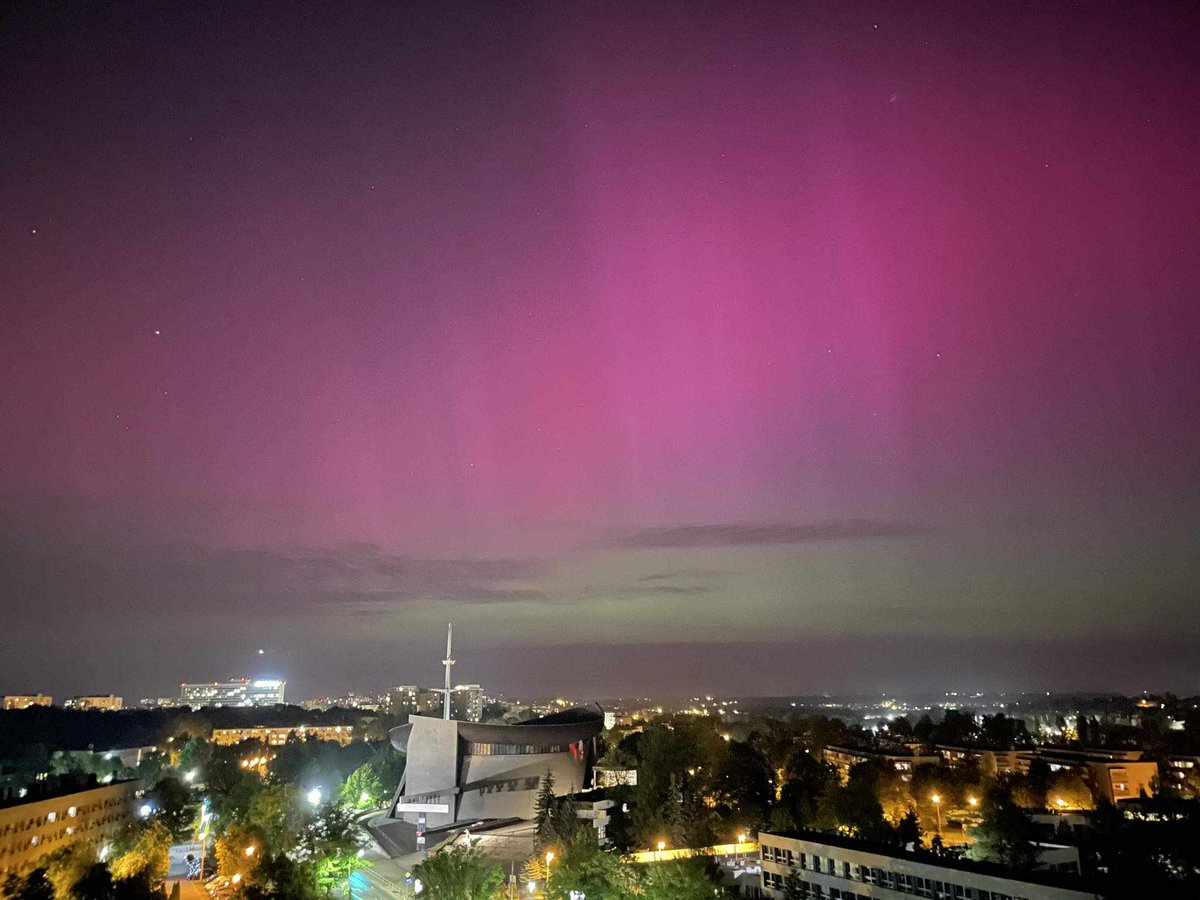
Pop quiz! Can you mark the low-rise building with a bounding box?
[3,695,52,710]
[0,779,141,876]
[823,746,942,783]
[210,725,355,746]
[759,830,1100,900]
[1018,748,1158,804]
[936,746,1024,777]
[63,695,123,712]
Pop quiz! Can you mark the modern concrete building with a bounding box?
[179,678,285,707]
[63,695,123,712]
[759,830,1101,900]
[211,724,355,746]
[2,695,52,710]
[0,779,141,876]
[376,707,604,854]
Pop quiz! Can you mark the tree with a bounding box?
[215,822,267,881]
[894,808,922,848]
[711,742,773,825]
[639,857,719,899]
[109,820,171,882]
[544,833,634,900]
[411,846,503,900]
[149,775,194,838]
[298,803,371,896]
[247,783,305,852]
[1047,773,1094,811]
[1,868,54,900]
[534,770,559,851]
[966,793,1037,869]
[781,869,806,900]
[339,763,384,810]
[241,852,318,900]
[663,773,688,847]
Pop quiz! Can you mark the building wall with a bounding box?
[759,833,1098,900]
[211,725,354,746]
[0,781,141,875]
[179,680,285,707]
[64,696,123,711]
[3,696,53,710]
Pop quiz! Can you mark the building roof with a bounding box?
[0,776,139,811]
[390,707,603,754]
[762,828,1099,895]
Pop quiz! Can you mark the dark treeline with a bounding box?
[0,705,370,759]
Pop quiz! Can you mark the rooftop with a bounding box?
[763,828,1098,894]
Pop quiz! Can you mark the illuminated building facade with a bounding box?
[179,678,285,707]
[211,724,354,746]
[62,695,123,712]
[0,780,141,876]
[3,695,52,710]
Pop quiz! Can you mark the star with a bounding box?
[154,330,161,336]
[30,229,37,235]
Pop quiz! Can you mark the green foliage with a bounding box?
[298,803,371,895]
[339,763,384,810]
[544,833,635,900]
[411,846,503,900]
[1,867,54,900]
[109,819,171,882]
[534,770,559,851]
[246,783,305,852]
[241,852,318,900]
[965,792,1037,869]
[148,776,194,839]
[215,821,267,880]
[638,857,720,900]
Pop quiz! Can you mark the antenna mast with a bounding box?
[442,623,455,720]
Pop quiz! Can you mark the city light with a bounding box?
[245,845,257,857]
[306,787,322,806]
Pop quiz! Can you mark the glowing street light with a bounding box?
[245,845,257,857]
[656,840,666,861]
[231,874,241,885]
[307,787,322,806]
[930,794,942,836]
[967,796,978,808]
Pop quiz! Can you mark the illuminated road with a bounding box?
[348,864,415,900]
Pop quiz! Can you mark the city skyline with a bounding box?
[3,2,1199,701]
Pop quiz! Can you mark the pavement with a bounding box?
[166,880,208,900]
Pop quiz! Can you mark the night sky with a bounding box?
[2,2,1198,701]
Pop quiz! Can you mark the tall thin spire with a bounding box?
[442,622,455,720]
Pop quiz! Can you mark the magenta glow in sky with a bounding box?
[2,2,1198,699]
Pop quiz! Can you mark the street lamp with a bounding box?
[967,796,978,808]
[306,787,322,806]
[245,845,257,857]
[931,794,942,836]
[656,841,666,861]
